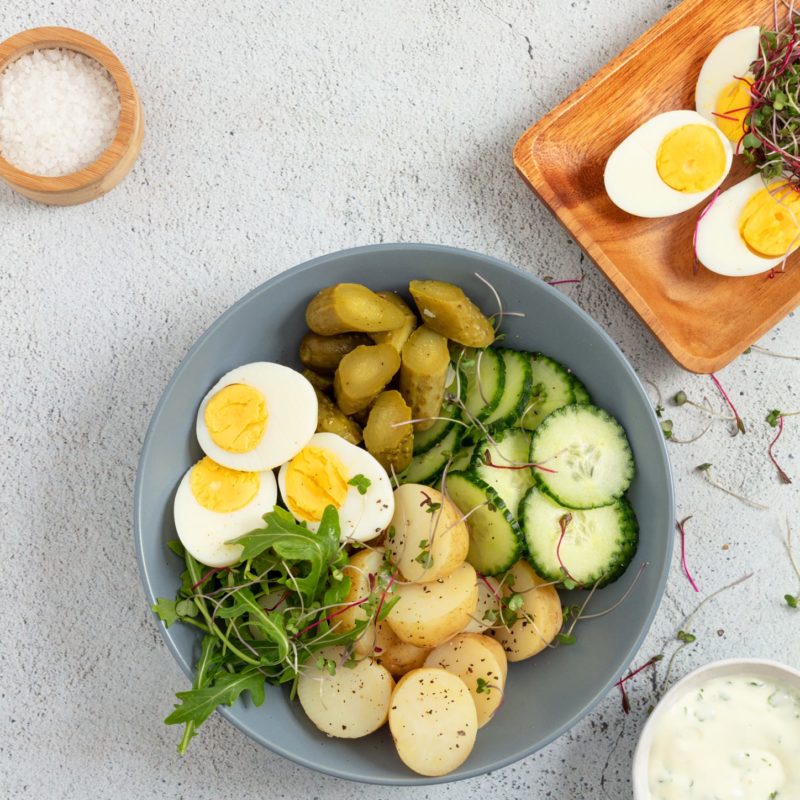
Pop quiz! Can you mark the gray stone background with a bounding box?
[2,1,798,797]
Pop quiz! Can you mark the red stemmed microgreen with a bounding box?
[676,516,700,593]
[766,409,794,483]
[709,372,746,434]
[190,566,231,591]
[556,514,581,589]
[482,449,557,474]
[544,273,584,287]
[615,655,663,714]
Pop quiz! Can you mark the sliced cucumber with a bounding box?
[483,349,532,432]
[450,442,477,472]
[519,486,638,587]
[459,347,504,424]
[571,375,592,405]
[413,397,462,456]
[400,424,462,486]
[470,428,534,517]
[530,404,634,509]
[444,471,522,576]
[520,354,575,430]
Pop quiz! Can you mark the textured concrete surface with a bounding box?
[2,0,799,797]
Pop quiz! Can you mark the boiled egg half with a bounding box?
[196,362,317,472]
[695,174,800,276]
[174,456,278,567]
[605,110,733,217]
[278,432,394,543]
[695,26,759,147]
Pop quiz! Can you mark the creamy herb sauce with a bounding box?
[648,674,800,799]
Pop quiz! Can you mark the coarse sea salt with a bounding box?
[0,48,120,177]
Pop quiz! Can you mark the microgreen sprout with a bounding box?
[348,474,371,495]
[695,464,769,510]
[616,655,663,714]
[556,513,580,588]
[766,410,794,483]
[784,523,800,609]
[677,516,700,593]
[544,273,584,287]
[709,373,746,434]
[749,343,800,361]
[482,448,558,473]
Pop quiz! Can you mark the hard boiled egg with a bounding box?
[196,362,317,472]
[695,174,800,276]
[278,432,394,543]
[604,110,733,217]
[696,26,759,146]
[174,456,278,567]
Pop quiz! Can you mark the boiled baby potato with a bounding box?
[409,280,495,348]
[400,325,450,431]
[373,619,430,677]
[463,574,501,634]
[298,646,394,738]
[339,547,387,656]
[387,484,469,583]
[299,331,371,373]
[306,284,407,336]
[424,633,507,727]
[315,389,362,445]
[387,562,477,647]
[334,343,401,415]
[389,667,477,776]
[302,368,333,392]
[487,560,562,662]
[363,390,413,472]
[370,291,418,352]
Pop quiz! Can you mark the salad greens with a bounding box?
[152,505,394,754]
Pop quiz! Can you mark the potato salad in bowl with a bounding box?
[135,243,673,785]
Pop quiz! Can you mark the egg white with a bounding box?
[277,432,394,543]
[604,110,733,218]
[695,174,797,277]
[174,463,278,567]
[196,362,317,472]
[695,27,760,131]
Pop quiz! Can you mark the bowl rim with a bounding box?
[631,657,800,799]
[134,242,675,785]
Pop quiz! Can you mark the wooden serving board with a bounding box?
[514,0,800,373]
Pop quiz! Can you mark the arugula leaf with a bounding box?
[176,635,219,754]
[229,506,341,603]
[152,597,180,627]
[167,539,186,558]
[215,587,290,663]
[166,667,265,729]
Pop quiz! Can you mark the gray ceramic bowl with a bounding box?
[134,243,674,785]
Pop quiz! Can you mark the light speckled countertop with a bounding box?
[2,1,799,797]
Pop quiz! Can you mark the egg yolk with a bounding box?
[714,78,752,143]
[204,383,268,453]
[190,456,261,513]
[284,446,349,522]
[739,182,800,258]
[656,124,726,193]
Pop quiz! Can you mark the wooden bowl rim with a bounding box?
[0,26,138,192]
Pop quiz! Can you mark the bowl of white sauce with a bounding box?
[632,658,800,799]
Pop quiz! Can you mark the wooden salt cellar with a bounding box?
[0,27,144,206]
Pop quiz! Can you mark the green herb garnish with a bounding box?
[348,474,371,494]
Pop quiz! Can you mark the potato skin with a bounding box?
[363,390,413,472]
[339,548,386,656]
[299,331,371,373]
[409,280,495,348]
[306,283,407,335]
[400,325,450,431]
[389,667,477,776]
[314,389,362,444]
[387,562,478,647]
[423,633,507,727]
[387,484,469,583]
[487,560,562,662]
[373,620,430,677]
[298,646,394,738]
[370,291,418,352]
[334,343,401,415]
